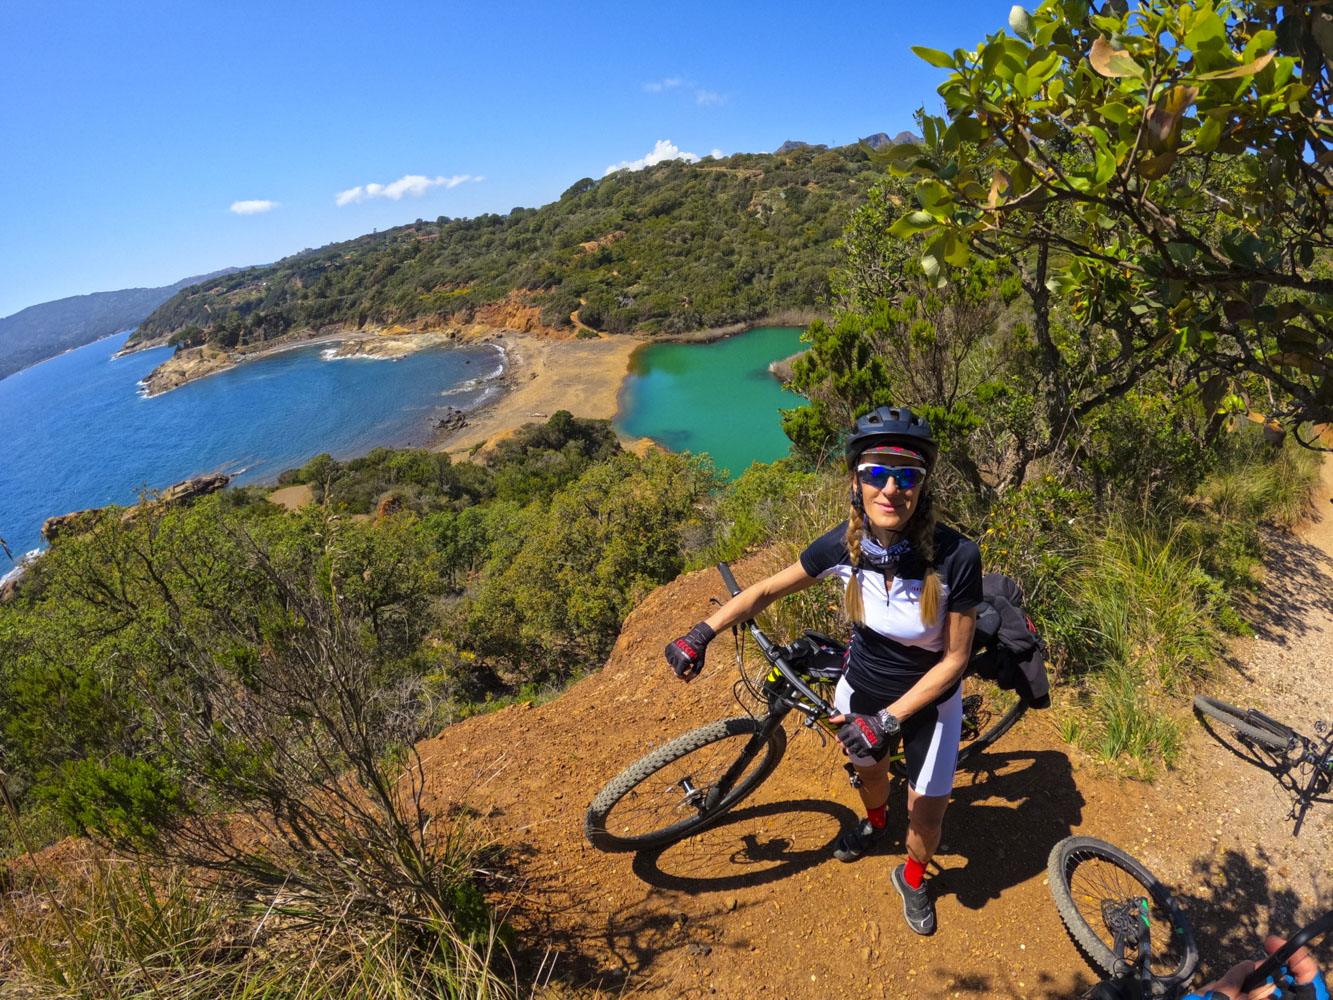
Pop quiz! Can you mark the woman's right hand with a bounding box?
[665,622,715,682]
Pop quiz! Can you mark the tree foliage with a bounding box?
[127,146,890,353]
[880,0,1333,445]
[0,416,748,837]
[782,257,1029,493]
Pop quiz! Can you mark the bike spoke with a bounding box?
[599,731,768,840]
[1065,849,1188,977]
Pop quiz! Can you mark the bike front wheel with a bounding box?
[1047,836,1198,997]
[584,716,788,852]
[888,674,1027,780]
[1192,696,1293,751]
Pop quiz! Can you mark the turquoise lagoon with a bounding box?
[614,326,805,477]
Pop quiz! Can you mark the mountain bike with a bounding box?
[1048,836,1198,998]
[583,561,1031,853]
[1192,696,1333,835]
[1049,835,1333,999]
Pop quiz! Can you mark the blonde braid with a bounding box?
[843,507,867,625]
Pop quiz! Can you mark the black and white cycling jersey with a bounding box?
[799,520,982,708]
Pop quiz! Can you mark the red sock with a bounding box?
[904,857,926,889]
[867,804,887,829]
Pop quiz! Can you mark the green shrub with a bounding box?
[1080,389,1214,505]
[0,851,514,1000]
[466,450,722,681]
[50,756,189,845]
[694,458,818,567]
[1089,666,1183,777]
[976,476,1089,611]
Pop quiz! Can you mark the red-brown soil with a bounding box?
[417,458,1333,999]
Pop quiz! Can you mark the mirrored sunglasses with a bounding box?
[856,463,926,491]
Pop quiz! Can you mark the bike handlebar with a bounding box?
[715,561,837,719]
[1241,908,1333,994]
[717,561,743,597]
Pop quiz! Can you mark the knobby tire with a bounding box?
[1192,696,1292,751]
[1047,836,1198,997]
[584,716,787,852]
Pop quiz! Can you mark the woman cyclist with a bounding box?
[665,406,981,936]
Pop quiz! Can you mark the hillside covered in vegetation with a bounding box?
[125,145,895,353]
[0,268,236,379]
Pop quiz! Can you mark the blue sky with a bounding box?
[0,0,1016,319]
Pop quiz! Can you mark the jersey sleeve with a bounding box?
[944,535,983,612]
[799,522,851,580]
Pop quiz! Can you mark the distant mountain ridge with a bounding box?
[125,143,900,362]
[0,269,239,380]
[773,131,919,154]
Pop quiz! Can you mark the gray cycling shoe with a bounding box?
[833,817,891,862]
[891,863,936,935]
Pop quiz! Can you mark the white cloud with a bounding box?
[643,77,684,92]
[695,89,724,106]
[335,174,483,207]
[229,199,278,215]
[605,139,720,176]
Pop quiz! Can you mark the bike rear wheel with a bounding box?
[888,674,1027,780]
[584,716,787,852]
[1192,696,1293,751]
[1048,836,1198,997]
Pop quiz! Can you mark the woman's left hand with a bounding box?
[828,710,897,761]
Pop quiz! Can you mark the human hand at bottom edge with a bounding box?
[1188,934,1325,1000]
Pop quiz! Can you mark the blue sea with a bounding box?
[0,333,504,570]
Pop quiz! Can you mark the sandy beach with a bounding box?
[435,332,640,456]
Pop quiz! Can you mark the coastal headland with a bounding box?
[121,292,563,396]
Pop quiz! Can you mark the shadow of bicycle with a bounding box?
[628,797,858,892]
[621,745,1084,907]
[1195,712,1333,835]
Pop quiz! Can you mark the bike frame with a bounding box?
[1266,715,1333,836]
[717,561,838,720]
[1291,725,1333,835]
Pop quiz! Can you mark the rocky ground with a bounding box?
[414,455,1333,999]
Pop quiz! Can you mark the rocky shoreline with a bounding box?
[134,328,472,397]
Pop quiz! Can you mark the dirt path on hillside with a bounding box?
[418,457,1333,999]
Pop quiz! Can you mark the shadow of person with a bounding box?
[1182,847,1333,977]
[931,748,1085,910]
[628,797,859,892]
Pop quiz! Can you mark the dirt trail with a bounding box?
[418,458,1333,999]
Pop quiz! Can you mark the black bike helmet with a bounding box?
[844,406,938,471]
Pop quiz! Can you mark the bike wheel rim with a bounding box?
[599,730,771,842]
[1062,847,1191,981]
